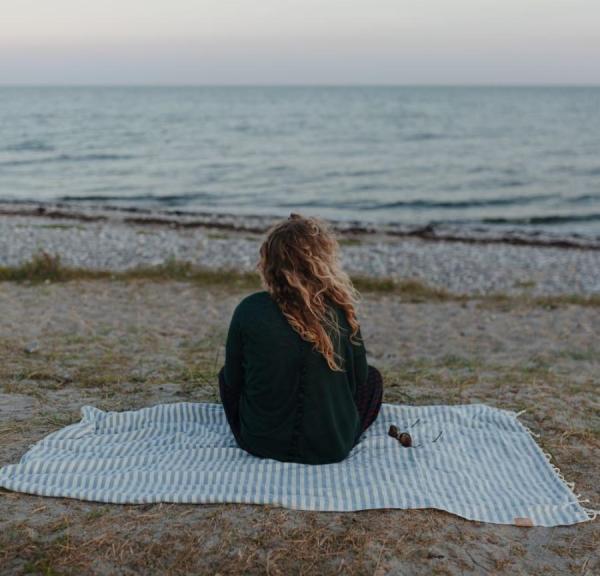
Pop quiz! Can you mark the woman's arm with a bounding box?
[223,306,244,398]
[218,305,246,447]
[352,326,369,397]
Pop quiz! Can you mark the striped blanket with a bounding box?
[0,402,595,526]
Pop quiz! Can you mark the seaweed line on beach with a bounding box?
[2,201,600,250]
[2,209,600,298]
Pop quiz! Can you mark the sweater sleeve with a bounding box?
[223,306,244,398]
[352,326,369,396]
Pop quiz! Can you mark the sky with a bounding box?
[1,0,599,85]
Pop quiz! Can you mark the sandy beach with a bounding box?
[1,206,599,575]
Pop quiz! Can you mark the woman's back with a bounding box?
[224,291,368,464]
[218,213,382,464]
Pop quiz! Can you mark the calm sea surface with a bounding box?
[1,86,599,236]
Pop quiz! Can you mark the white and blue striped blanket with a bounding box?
[0,402,595,526]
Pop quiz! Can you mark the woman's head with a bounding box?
[258,213,360,371]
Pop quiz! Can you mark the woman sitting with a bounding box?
[219,213,383,464]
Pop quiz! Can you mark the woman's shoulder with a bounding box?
[234,291,275,316]
[232,291,285,333]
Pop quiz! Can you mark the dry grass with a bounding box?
[0,253,260,291]
[1,252,600,308]
[0,505,464,576]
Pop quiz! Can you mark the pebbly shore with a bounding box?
[1,203,600,296]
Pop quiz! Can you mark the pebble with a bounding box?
[23,341,40,354]
[1,214,599,296]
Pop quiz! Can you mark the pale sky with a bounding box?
[1,0,599,85]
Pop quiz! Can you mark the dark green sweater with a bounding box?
[223,291,368,464]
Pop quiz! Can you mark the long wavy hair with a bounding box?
[258,213,361,371]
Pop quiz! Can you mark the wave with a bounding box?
[496,179,529,188]
[39,189,600,219]
[56,192,221,206]
[550,165,600,177]
[563,193,600,205]
[467,166,521,176]
[479,213,600,225]
[367,194,555,210]
[353,184,381,192]
[57,187,265,205]
[4,140,54,152]
[323,168,389,178]
[0,153,134,167]
[405,132,443,141]
[278,194,554,211]
[465,177,530,190]
[57,194,146,203]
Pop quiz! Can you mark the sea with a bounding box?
[1,86,599,238]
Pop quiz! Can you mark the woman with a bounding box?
[218,214,383,464]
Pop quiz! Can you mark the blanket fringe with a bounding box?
[514,410,600,522]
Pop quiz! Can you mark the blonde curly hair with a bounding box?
[258,213,361,371]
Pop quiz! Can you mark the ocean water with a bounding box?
[0,86,599,237]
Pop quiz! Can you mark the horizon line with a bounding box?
[1,82,599,88]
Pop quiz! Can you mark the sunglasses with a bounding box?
[388,425,412,447]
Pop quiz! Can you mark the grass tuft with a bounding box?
[122,258,261,289]
[0,251,65,283]
[353,276,457,301]
[1,252,600,308]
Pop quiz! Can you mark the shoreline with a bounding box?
[2,202,600,297]
[2,200,600,251]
